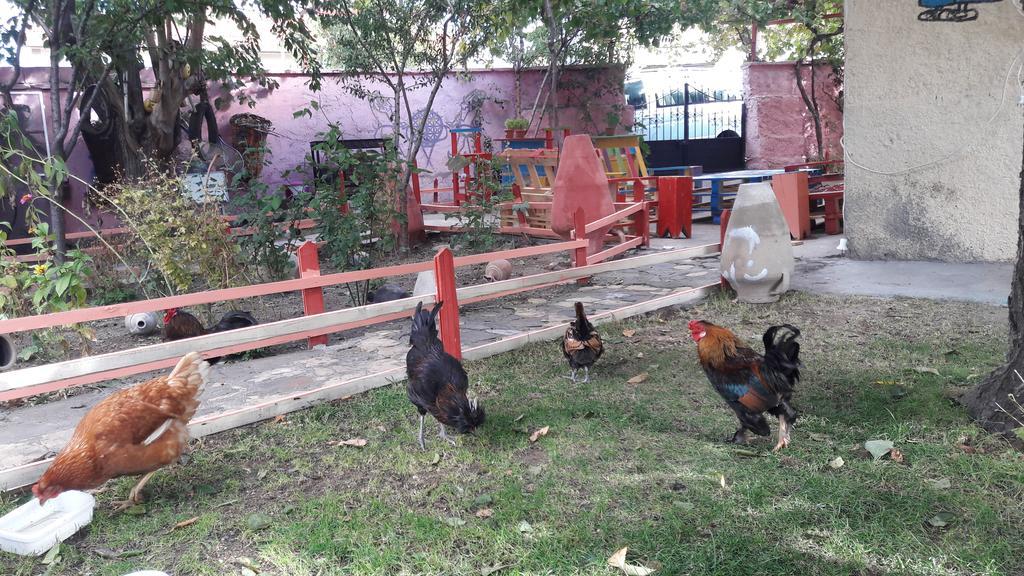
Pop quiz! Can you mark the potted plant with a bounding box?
[504,117,529,139]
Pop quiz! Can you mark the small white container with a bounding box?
[0,491,95,556]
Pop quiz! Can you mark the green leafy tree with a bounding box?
[486,0,693,133]
[0,0,322,259]
[317,0,494,248]
[696,0,843,160]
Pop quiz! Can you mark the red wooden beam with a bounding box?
[297,241,328,348]
[433,247,462,360]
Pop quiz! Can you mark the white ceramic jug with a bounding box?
[720,182,794,303]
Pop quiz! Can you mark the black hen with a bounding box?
[405,301,485,449]
[561,302,604,383]
[163,309,258,364]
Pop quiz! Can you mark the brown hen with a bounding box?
[32,352,209,509]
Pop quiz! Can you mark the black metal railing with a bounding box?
[631,83,743,142]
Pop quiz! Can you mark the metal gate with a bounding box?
[631,84,746,173]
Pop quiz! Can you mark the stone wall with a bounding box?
[743,61,843,169]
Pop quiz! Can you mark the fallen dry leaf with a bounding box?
[828,456,845,469]
[167,516,200,533]
[622,329,637,337]
[475,508,494,519]
[335,438,367,448]
[513,414,525,422]
[626,373,649,385]
[718,474,727,489]
[636,352,645,359]
[889,449,905,463]
[480,564,508,576]
[607,546,656,576]
[273,415,286,424]
[529,426,550,443]
[914,366,940,376]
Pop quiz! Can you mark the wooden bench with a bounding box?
[497,148,561,234]
[772,171,844,239]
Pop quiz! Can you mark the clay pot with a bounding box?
[512,129,527,138]
[484,259,512,282]
[504,129,516,139]
[720,182,794,303]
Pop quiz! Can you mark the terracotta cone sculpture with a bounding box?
[720,182,794,303]
[550,135,615,256]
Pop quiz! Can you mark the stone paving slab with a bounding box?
[0,252,721,471]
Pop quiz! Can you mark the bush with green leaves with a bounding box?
[300,125,403,305]
[230,143,308,283]
[97,160,249,297]
[444,155,511,252]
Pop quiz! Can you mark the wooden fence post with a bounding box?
[719,208,732,289]
[573,208,591,285]
[771,172,809,240]
[573,208,588,267]
[632,179,649,247]
[433,247,462,360]
[297,241,328,348]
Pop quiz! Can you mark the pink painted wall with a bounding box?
[2,65,631,235]
[215,66,631,192]
[743,62,843,169]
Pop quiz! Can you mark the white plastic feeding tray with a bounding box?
[0,491,95,556]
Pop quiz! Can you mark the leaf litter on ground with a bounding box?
[608,546,656,576]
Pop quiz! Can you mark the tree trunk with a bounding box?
[392,83,408,250]
[961,124,1024,434]
[794,59,824,161]
[543,0,560,134]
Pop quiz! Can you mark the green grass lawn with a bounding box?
[2,292,1021,576]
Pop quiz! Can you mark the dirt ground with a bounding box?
[2,233,571,407]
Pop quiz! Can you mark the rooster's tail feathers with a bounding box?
[762,324,801,382]
[573,302,592,339]
[410,301,442,345]
[168,351,211,395]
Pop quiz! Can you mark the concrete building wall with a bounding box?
[744,62,843,169]
[844,1,1023,262]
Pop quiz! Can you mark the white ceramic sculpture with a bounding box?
[720,182,794,304]
[124,311,161,336]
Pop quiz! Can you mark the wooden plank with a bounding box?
[458,242,719,301]
[586,236,644,265]
[584,203,644,235]
[0,308,419,402]
[0,240,584,335]
[0,294,436,395]
[0,281,719,492]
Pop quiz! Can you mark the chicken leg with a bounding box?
[565,369,578,383]
[438,423,457,446]
[581,366,591,384]
[727,428,750,445]
[112,471,157,511]
[418,414,426,451]
[773,415,791,452]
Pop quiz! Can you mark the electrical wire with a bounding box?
[843,47,1024,177]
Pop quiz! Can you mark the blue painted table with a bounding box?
[692,169,787,223]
